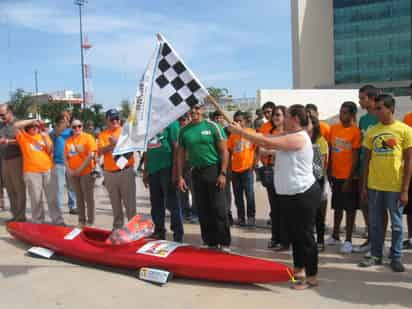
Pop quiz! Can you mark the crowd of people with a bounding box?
[1,82,412,290]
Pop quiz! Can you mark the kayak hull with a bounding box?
[7,221,291,283]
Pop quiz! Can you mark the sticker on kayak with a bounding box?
[137,240,187,258]
[64,228,82,240]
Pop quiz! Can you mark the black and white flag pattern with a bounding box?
[147,34,209,141]
[154,43,208,108]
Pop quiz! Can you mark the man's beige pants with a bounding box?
[104,167,136,229]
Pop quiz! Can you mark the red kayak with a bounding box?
[7,221,291,283]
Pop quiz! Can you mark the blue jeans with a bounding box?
[51,164,76,210]
[65,170,77,209]
[368,189,403,261]
[148,167,183,240]
[232,169,256,219]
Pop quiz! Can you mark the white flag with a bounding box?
[113,33,209,154]
[113,43,160,155]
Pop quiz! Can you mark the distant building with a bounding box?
[291,0,412,95]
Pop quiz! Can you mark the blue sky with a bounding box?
[0,0,292,109]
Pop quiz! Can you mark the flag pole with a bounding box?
[206,95,232,123]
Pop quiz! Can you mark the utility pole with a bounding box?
[74,0,87,110]
[34,70,39,94]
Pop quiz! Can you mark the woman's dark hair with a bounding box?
[262,101,275,111]
[288,104,309,127]
[308,114,321,144]
[55,114,66,124]
[233,110,245,120]
[375,93,395,113]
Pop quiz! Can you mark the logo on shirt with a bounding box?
[372,133,397,154]
[234,140,251,153]
[147,135,164,149]
[68,144,79,157]
[30,141,44,152]
[332,137,352,153]
[201,130,211,136]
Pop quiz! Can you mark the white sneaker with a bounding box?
[325,237,341,246]
[352,242,371,253]
[220,246,231,253]
[340,241,353,254]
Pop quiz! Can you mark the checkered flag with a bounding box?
[154,42,208,108]
[114,33,211,154]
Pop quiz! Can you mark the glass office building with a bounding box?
[334,0,412,91]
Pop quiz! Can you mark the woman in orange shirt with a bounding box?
[14,119,65,225]
[64,119,97,226]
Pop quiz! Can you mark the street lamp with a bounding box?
[74,0,87,110]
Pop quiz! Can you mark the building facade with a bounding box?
[292,0,412,95]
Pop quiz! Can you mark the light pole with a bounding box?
[74,0,87,110]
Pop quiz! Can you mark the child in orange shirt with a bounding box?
[14,119,64,225]
[326,102,361,254]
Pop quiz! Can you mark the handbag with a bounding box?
[257,165,274,188]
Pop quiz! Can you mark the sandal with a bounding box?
[291,280,319,291]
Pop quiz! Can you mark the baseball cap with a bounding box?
[106,109,120,119]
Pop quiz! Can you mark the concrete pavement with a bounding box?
[1,177,412,309]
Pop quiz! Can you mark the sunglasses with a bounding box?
[109,117,120,122]
[72,125,82,129]
[26,125,39,130]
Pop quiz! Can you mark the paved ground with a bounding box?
[1,176,412,309]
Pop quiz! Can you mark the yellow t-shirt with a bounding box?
[316,135,329,168]
[364,121,412,192]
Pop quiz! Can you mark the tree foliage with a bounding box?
[8,89,35,118]
[207,87,229,101]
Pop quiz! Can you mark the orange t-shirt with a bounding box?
[258,121,276,165]
[320,121,330,140]
[16,130,53,173]
[64,132,97,176]
[97,127,135,172]
[227,128,256,173]
[403,112,412,128]
[329,123,361,179]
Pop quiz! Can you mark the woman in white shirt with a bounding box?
[229,104,321,290]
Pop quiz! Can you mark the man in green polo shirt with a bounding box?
[143,120,184,242]
[177,103,231,250]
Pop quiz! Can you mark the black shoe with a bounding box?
[402,239,412,250]
[173,235,183,243]
[275,245,290,252]
[69,208,78,215]
[267,218,272,226]
[150,231,166,240]
[390,260,405,272]
[267,240,280,249]
[235,218,246,227]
